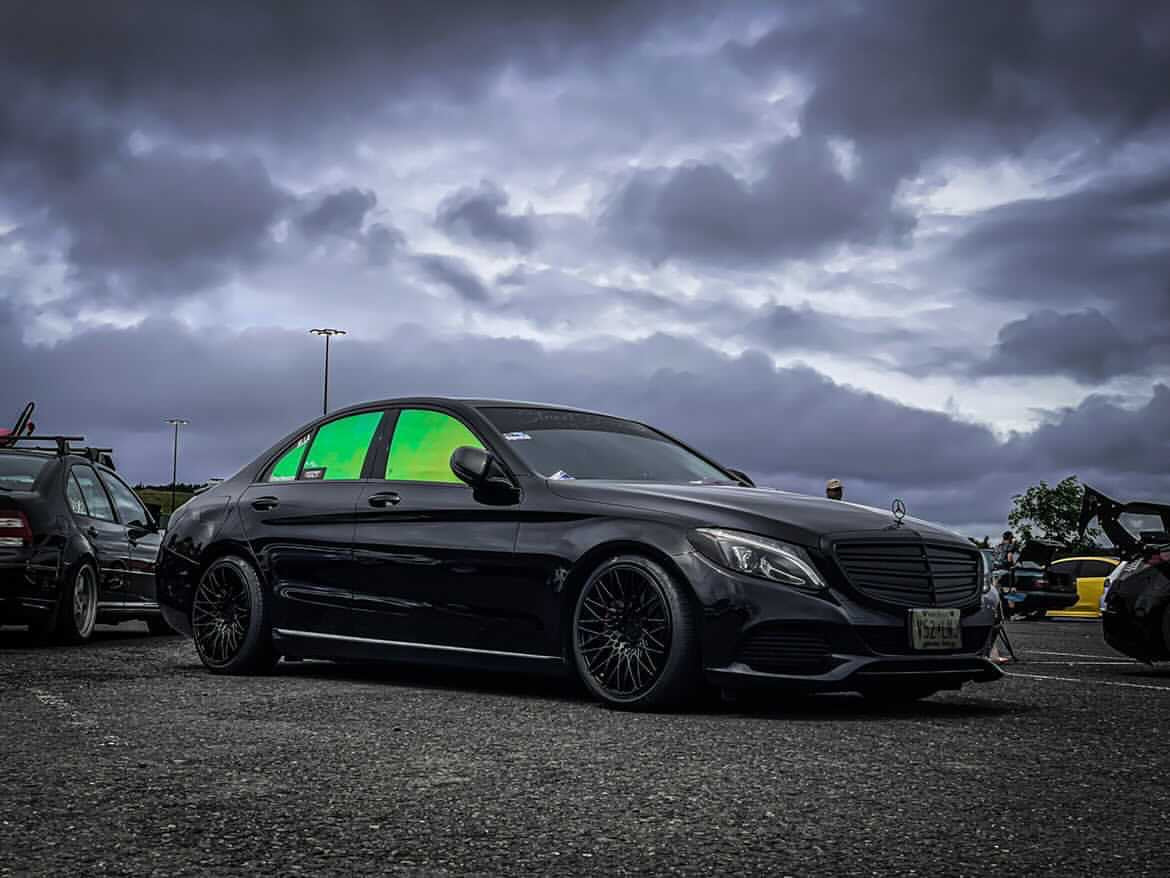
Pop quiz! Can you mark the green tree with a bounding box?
[1008,475,1100,549]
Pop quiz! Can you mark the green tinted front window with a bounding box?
[268,434,310,481]
[301,412,382,481]
[386,409,482,483]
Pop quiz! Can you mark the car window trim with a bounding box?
[71,463,117,523]
[97,467,150,527]
[65,470,90,518]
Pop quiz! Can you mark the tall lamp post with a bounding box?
[309,328,346,415]
[164,418,189,515]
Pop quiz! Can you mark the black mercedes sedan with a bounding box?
[0,439,168,641]
[156,397,1002,709]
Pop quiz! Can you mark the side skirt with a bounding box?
[272,628,570,677]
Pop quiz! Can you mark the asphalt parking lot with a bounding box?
[1,620,1167,877]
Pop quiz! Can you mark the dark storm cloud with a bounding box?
[416,253,491,304]
[949,166,1170,315]
[435,181,536,251]
[732,0,1170,160]
[53,149,292,300]
[0,1,699,141]
[603,135,913,265]
[297,188,377,239]
[976,309,1169,384]
[7,321,1168,529]
[296,187,403,266]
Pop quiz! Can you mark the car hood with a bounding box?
[546,481,965,545]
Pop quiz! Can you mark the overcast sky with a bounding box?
[2,1,1168,537]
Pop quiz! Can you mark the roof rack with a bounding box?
[2,435,116,469]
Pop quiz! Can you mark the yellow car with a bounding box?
[1047,556,1120,618]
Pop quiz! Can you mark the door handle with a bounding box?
[251,496,280,511]
[367,492,401,508]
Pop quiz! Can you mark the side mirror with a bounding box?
[145,502,163,523]
[450,446,516,496]
[724,467,755,487]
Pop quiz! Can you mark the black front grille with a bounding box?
[834,540,981,608]
[735,625,832,674]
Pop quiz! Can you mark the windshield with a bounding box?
[481,407,735,484]
[0,453,49,491]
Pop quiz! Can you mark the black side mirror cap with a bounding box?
[450,446,519,501]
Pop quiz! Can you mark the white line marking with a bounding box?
[1005,672,1170,692]
[1025,650,1128,660]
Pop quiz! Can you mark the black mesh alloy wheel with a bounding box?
[571,555,700,710]
[192,556,275,674]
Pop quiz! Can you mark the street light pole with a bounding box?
[309,328,346,415]
[164,418,189,515]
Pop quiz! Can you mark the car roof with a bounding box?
[328,396,626,421]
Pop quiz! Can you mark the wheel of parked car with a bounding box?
[570,554,700,710]
[146,617,175,636]
[191,556,276,674]
[51,561,99,644]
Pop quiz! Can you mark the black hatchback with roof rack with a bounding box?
[0,403,172,642]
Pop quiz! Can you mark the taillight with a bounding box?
[0,512,33,548]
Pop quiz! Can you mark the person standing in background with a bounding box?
[825,478,843,500]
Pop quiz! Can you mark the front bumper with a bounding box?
[675,551,1002,693]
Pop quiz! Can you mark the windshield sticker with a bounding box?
[302,467,326,480]
[503,431,532,441]
[549,470,575,480]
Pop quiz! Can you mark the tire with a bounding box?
[146,616,176,636]
[52,562,99,644]
[570,554,701,710]
[191,556,276,674]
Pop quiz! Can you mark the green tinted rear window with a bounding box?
[268,434,311,481]
[301,412,382,481]
[385,409,482,483]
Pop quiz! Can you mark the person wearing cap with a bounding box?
[825,478,843,500]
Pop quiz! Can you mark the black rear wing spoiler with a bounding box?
[1,435,116,469]
[1080,485,1170,555]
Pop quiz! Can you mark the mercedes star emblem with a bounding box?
[892,498,907,524]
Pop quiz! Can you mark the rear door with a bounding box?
[237,411,384,637]
[97,468,161,603]
[69,465,130,598]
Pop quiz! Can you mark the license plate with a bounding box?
[908,608,962,650]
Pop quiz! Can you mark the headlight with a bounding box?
[979,552,994,593]
[689,528,826,591]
